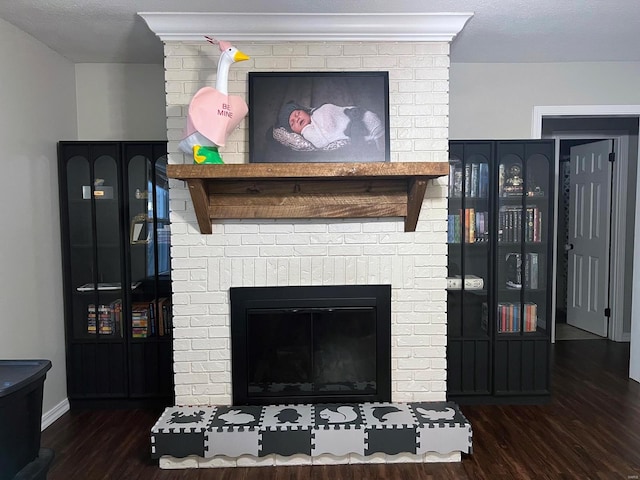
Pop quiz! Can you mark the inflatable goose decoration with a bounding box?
[179,37,250,164]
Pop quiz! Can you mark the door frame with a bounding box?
[532,105,640,382]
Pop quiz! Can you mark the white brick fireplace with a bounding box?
[142,12,470,408]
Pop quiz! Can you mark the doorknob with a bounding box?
[565,243,574,251]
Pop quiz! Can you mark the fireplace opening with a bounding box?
[230,285,391,405]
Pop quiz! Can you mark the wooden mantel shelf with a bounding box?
[167,162,449,234]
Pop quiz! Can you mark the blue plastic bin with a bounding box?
[0,360,52,480]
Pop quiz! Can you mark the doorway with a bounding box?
[540,116,639,344]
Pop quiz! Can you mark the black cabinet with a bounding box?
[447,140,554,403]
[58,141,173,407]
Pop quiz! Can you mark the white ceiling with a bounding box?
[1,0,639,64]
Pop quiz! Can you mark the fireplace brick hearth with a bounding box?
[151,401,472,467]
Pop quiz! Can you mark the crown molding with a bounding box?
[138,12,473,43]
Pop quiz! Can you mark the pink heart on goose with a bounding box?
[184,87,248,147]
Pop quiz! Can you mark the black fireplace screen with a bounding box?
[230,285,391,405]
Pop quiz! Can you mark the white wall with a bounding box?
[0,21,168,418]
[449,61,640,383]
[75,63,167,140]
[449,62,640,139]
[0,17,76,414]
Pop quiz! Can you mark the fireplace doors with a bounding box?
[230,285,391,405]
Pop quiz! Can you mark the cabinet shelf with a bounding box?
[130,336,173,344]
[447,242,490,246]
[70,337,124,344]
[447,289,488,295]
[497,242,547,247]
[167,162,449,234]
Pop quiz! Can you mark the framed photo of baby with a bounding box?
[248,71,390,163]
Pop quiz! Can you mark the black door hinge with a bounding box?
[609,152,615,163]
[604,307,611,317]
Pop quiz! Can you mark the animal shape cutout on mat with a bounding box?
[415,407,456,421]
[179,37,250,164]
[167,410,205,424]
[318,406,358,423]
[371,405,404,423]
[275,408,302,423]
[218,409,256,425]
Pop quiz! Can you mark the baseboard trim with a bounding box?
[42,398,70,431]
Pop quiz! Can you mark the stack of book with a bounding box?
[87,299,122,336]
[131,302,150,338]
[497,302,538,333]
[449,162,489,198]
[498,205,543,243]
[87,298,172,338]
[447,208,489,244]
[131,298,173,338]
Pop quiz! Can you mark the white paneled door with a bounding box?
[567,140,613,337]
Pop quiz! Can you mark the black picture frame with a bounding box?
[248,71,390,163]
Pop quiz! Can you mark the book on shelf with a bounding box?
[525,253,540,290]
[161,299,172,336]
[464,163,472,197]
[447,275,485,290]
[157,298,168,336]
[449,163,463,198]
[478,163,489,198]
[470,163,479,197]
[149,300,156,336]
[465,208,474,243]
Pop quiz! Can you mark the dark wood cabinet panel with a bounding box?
[58,141,174,407]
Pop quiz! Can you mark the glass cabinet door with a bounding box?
[125,144,172,340]
[447,142,492,396]
[123,143,173,398]
[496,148,526,336]
[64,144,123,341]
[496,143,552,338]
[494,141,552,396]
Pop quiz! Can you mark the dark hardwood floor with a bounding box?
[41,340,640,479]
